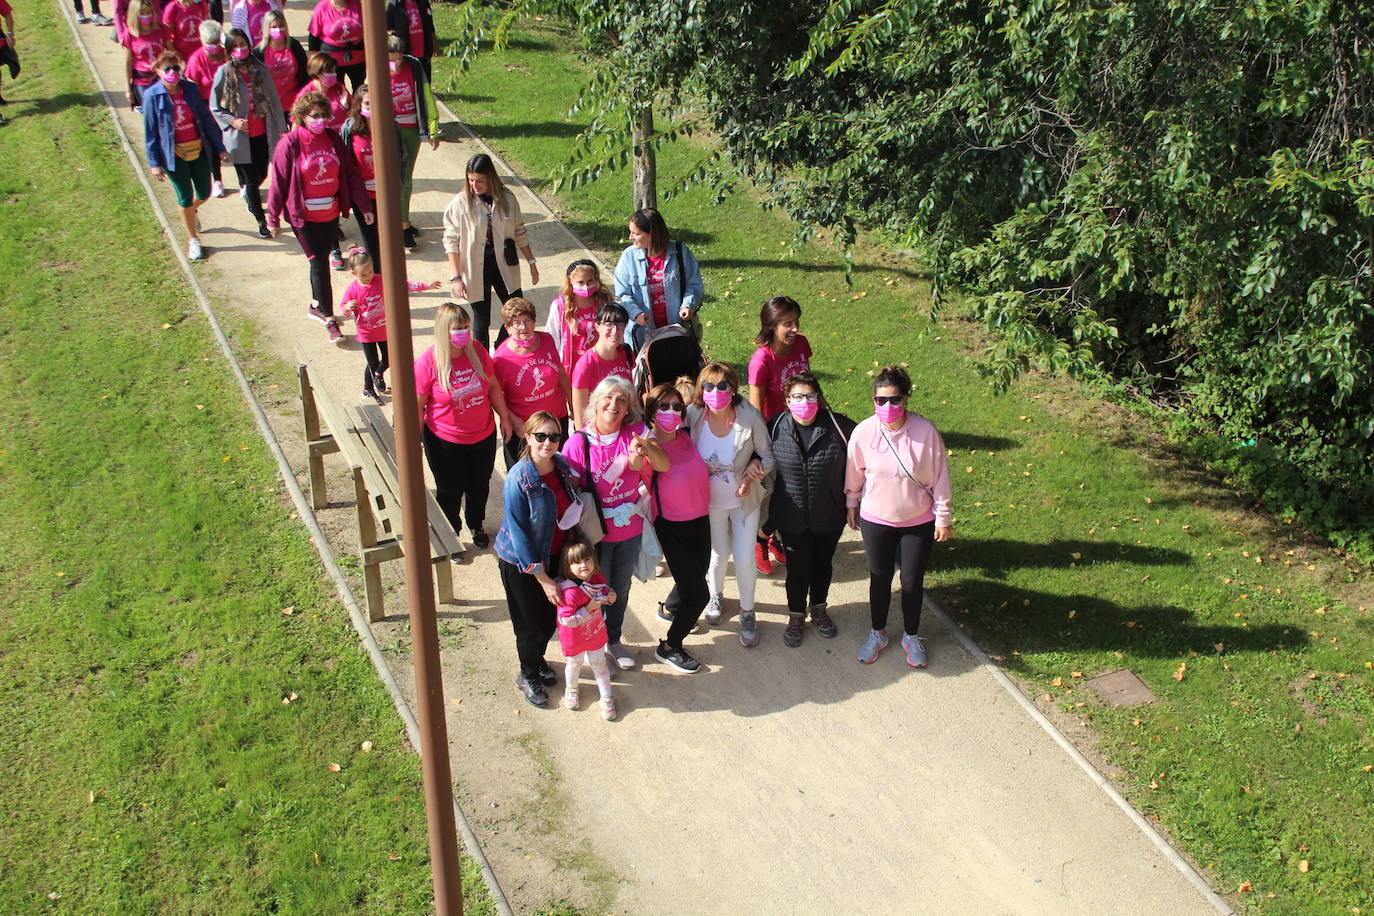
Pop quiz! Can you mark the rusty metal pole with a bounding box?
[358,3,464,912]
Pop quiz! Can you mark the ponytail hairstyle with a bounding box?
[433,303,488,393]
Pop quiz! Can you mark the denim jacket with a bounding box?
[494,454,579,576]
[612,240,704,329]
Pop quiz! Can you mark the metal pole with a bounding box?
[358,4,464,912]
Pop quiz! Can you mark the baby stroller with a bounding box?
[632,323,705,396]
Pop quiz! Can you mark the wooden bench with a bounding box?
[297,356,464,620]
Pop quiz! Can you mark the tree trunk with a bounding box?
[632,105,657,211]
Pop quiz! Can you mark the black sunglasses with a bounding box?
[656,403,685,413]
[701,381,733,392]
[873,395,905,406]
[530,431,564,443]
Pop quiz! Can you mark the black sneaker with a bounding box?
[515,673,548,707]
[655,641,700,673]
[372,370,388,394]
[470,529,490,549]
[536,661,558,687]
[657,601,674,622]
[256,220,271,239]
[403,225,417,251]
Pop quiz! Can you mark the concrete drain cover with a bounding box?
[1085,669,1156,706]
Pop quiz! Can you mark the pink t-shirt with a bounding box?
[263,44,298,111]
[653,431,709,521]
[237,0,271,44]
[185,45,226,98]
[403,0,425,57]
[297,128,340,222]
[551,297,599,376]
[340,275,387,342]
[161,0,208,61]
[296,80,348,130]
[415,345,497,445]
[646,253,668,328]
[125,30,170,85]
[170,91,200,143]
[556,574,610,656]
[390,61,418,126]
[747,334,813,420]
[492,332,567,423]
[350,132,375,197]
[307,0,363,67]
[571,346,631,393]
[561,426,653,542]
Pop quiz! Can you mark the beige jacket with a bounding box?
[441,188,530,293]
[686,401,776,517]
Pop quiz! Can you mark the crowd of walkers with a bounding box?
[105,0,955,719]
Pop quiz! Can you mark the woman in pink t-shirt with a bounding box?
[415,304,516,548]
[306,0,364,90]
[644,381,709,673]
[255,11,307,114]
[570,302,633,428]
[844,365,954,670]
[560,375,668,670]
[545,258,611,377]
[161,0,207,66]
[492,297,572,469]
[123,0,171,108]
[184,19,227,197]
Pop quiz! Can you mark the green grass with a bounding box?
[0,5,496,913]
[432,19,1374,915]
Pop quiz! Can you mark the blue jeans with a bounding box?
[596,534,641,644]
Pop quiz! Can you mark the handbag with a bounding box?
[573,432,606,545]
[503,237,519,267]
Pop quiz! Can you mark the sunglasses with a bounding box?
[873,395,905,406]
[701,381,733,392]
[787,393,819,403]
[530,431,564,443]
[599,319,627,328]
[656,403,685,413]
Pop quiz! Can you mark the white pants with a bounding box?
[707,504,761,611]
[565,650,613,700]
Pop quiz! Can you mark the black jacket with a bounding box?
[385,0,436,60]
[767,409,855,533]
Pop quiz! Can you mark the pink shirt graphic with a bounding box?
[125,30,170,86]
[263,45,298,111]
[307,0,363,67]
[390,61,418,126]
[561,426,653,543]
[492,332,568,423]
[161,0,208,61]
[171,91,199,143]
[297,129,341,222]
[570,346,631,393]
[341,274,432,343]
[404,0,425,57]
[556,574,610,656]
[747,334,813,420]
[415,345,497,445]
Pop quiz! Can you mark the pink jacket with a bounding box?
[844,412,952,527]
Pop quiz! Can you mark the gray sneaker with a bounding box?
[186,237,203,260]
[703,594,722,626]
[857,629,889,664]
[607,641,636,670]
[738,611,759,648]
[901,633,928,668]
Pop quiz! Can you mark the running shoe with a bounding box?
[754,541,773,575]
[655,641,700,673]
[186,238,203,260]
[325,319,343,344]
[703,594,722,626]
[307,305,329,324]
[738,611,759,648]
[329,248,344,271]
[768,535,787,566]
[810,603,837,638]
[901,633,928,669]
[77,13,91,23]
[210,179,225,198]
[857,629,890,664]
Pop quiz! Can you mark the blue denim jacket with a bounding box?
[612,240,704,329]
[494,454,579,576]
[142,81,225,173]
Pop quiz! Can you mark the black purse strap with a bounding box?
[878,424,934,501]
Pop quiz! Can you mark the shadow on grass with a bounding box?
[942,432,1020,452]
[945,581,1309,666]
[700,256,928,282]
[476,120,584,140]
[944,537,1190,580]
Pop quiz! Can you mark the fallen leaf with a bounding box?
[1173,663,1187,682]
[388,854,402,861]
[47,892,61,901]
[1071,671,1083,679]
[1148,779,1160,790]
[1298,860,1310,873]
[281,606,295,616]
[1238,881,1253,893]
[361,741,374,753]
[1051,677,1064,688]
[327,763,342,772]
[1362,765,1372,773]
[1316,607,1327,615]
[87,790,95,804]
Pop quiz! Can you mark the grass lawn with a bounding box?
[0,4,496,913]
[431,18,1374,915]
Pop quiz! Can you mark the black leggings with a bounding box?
[295,217,340,313]
[498,558,557,681]
[234,133,269,222]
[777,526,844,616]
[859,518,935,636]
[657,515,711,648]
[470,245,521,351]
[361,340,389,394]
[74,0,104,14]
[339,61,366,94]
[422,425,497,533]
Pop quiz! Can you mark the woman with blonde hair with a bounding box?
[442,153,538,350]
[545,258,612,377]
[123,0,171,109]
[255,10,307,112]
[415,304,516,549]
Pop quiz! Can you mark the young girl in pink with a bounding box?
[556,539,617,721]
[545,258,611,378]
[338,248,440,402]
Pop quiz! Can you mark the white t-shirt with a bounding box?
[698,424,740,510]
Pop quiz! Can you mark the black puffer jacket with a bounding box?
[768,409,856,533]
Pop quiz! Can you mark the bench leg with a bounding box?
[433,557,455,606]
[352,466,386,622]
[299,365,330,510]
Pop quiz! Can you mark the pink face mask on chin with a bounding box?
[875,403,905,425]
[703,389,732,411]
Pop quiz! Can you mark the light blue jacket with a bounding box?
[612,240,705,330]
[494,454,579,576]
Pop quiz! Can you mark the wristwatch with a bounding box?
[527,258,537,265]
[450,275,461,283]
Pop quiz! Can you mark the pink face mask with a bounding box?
[359,107,371,119]
[269,27,286,39]
[875,403,905,425]
[230,47,250,61]
[788,400,819,423]
[319,72,338,87]
[571,284,596,298]
[160,69,181,86]
[655,410,683,432]
[449,329,471,348]
[138,13,154,24]
[304,116,327,135]
[703,389,732,411]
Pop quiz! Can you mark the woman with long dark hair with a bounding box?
[441,153,539,350]
[612,207,704,351]
[210,27,284,239]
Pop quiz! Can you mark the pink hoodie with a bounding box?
[844,412,952,527]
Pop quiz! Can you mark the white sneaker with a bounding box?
[186,237,203,260]
[703,594,722,626]
[211,179,225,198]
[606,642,636,670]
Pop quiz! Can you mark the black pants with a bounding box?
[778,526,844,616]
[423,425,497,533]
[354,209,379,262]
[210,154,221,184]
[339,61,366,94]
[859,518,935,636]
[234,133,269,223]
[470,245,521,351]
[295,217,340,313]
[361,340,389,394]
[498,558,557,681]
[75,0,104,14]
[657,515,711,648]
[208,0,221,21]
